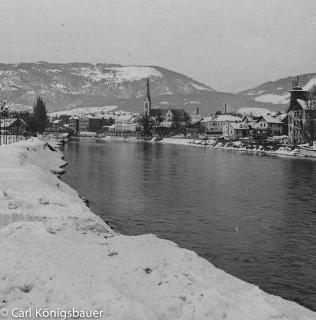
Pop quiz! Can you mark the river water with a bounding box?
[62,137,316,310]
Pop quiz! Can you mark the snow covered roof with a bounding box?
[277,113,288,121]
[297,99,308,110]
[201,116,214,122]
[215,115,242,122]
[258,114,283,124]
[303,76,316,91]
[115,114,138,123]
[0,118,27,128]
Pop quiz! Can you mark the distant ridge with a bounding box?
[239,73,316,106]
[0,61,312,115]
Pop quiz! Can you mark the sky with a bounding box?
[0,0,315,92]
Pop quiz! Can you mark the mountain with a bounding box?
[0,62,280,116]
[239,73,316,109]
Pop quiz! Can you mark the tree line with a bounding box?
[10,96,48,134]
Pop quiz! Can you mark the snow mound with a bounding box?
[0,139,315,319]
[254,93,290,105]
[49,106,118,118]
[238,107,271,116]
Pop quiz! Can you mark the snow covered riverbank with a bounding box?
[97,136,307,158]
[1,139,315,319]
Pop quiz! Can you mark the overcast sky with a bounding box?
[0,0,315,92]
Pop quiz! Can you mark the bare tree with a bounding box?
[138,114,153,137]
[152,109,164,137]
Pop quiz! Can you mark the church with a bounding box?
[143,78,187,125]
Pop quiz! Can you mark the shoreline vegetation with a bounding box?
[0,138,315,318]
[95,135,315,159]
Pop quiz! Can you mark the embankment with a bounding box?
[0,138,315,319]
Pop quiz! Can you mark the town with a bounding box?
[1,76,315,157]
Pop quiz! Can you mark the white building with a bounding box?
[253,115,284,136]
[223,122,249,139]
[111,115,139,133]
[201,115,242,134]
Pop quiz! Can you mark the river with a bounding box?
[62,137,316,310]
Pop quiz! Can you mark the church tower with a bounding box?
[144,78,151,116]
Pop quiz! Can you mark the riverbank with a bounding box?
[97,135,307,158]
[1,138,315,319]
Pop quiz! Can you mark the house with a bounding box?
[222,122,249,139]
[254,114,284,136]
[185,120,203,138]
[0,118,28,135]
[287,78,316,145]
[51,119,61,131]
[150,108,187,124]
[68,118,79,135]
[190,107,202,123]
[201,114,242,134]
[78,119,90,133]
[241,115,258,127]
[276,113,289,135]
[112,115,139,134]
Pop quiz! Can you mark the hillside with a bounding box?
[239,73,316,108]
[0,62,279,116]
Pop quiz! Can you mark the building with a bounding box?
[0,118,28,134]
[254,114,284,136]
[222,122,249,139]
[111,115,139,134]
[189,107,202,123]
[151,108,187,124]
[201,114,242,134]
[78,119,89,133]
[89,118,102,133]
[185,120,203,138]
[277,113,289,135]
[287,77,316,145]
[68,118,79,135]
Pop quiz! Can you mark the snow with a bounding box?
[238,107,271,116]
[201,115,242,123]
[190,82,213,91]
[260,114,283,124]
[0,139,315,319]
[113,66,162,82]
[215,115,242,122]
[254,93,290,105]
[303,76,316,91]
[297,99,308,110]
[52,83,67,89]
[71,65,162,83]
[49,106,118,118]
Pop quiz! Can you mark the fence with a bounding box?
[0,134,26,145]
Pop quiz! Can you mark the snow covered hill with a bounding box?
[240,73,316,107]
[0,62,277,116]
[0,139,315,319]
[49,106,119,118]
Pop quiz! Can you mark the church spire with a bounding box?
[144,78,151,116]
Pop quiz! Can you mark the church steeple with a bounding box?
[144,78,151,116]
